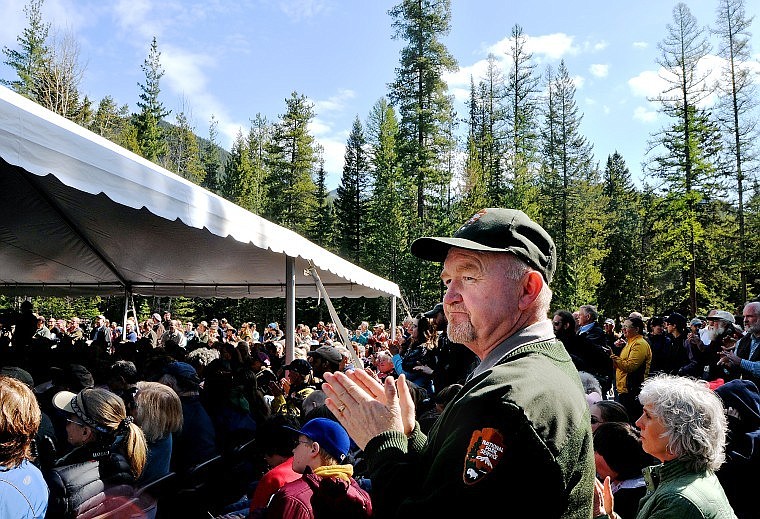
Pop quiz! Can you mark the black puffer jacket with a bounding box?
[45,443,136,518]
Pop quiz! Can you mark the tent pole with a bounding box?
[285,256,296,364]
[121,287,130,352]
[391,296,397,342]
[306,261,364,370]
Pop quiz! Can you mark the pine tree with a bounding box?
[263,92,318,235]
[387,0,458,306]
[201,115,222,194]
[537,61,598,309]
[133,37,170,163]
[713,0,759,304]
[364,98,409,285]
[504,24,541,213]
[310,150,334,248]
[388,0,458,222]
[247,113,271,215]
[1,0,49,100]
[597,152,641,317]
[647,3,722,315]
[222,129,256,211]
[334,116,371,263]
[479,54,507,204]
[165,107,205,184]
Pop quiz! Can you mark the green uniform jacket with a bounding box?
[363,337,595,518]
[634,458,736,519]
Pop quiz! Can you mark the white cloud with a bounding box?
[162,45,213,98]
[278,0,330,21]
[309,118,332,137]
[628,70,666,98]
[633,106,657,123]
[1,0,90,47]
[315,136,347,186]
[525,33,578,61]
[309,89,361,186]
[603,105,610,115]
[630,54,725,109]
[313,89,355,115]
[591,40,608,52]
[573,75,585,89]
[488,32,578,62]
[442,59,492,103]
[589,64,608,78]
[632,41,648,49]
[113,0,161,40]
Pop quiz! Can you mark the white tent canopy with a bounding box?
[0,86,401,307]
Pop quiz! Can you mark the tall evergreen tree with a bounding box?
[388,0,457,221]
[479,54,507,204]
[537,61,598,308]
[387,0,458,306]
[713,0,758,304]
[133,37,170,163]
[89,96,129,142]
[165,107,205,184]
[598,152,641,317]
[263,92,318,235]
[247,113,272,215]
[334,116,371,263]
[222,129,256,211]
[646,3,722,315]
[504,24,541,213]
[364,98,409,285]
[201,115,222,194]
[310,150,334,248]
[1,0,49,100]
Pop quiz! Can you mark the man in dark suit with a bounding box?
[719,301,760,387]
[576,304,613,397]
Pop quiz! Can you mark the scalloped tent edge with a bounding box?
[0,86,400,357]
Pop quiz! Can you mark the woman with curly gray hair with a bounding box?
[594,373,736,518]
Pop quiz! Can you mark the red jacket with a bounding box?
[264,470,372,519]
[250,457,300,513]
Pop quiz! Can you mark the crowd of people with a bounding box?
[0,206,758,518]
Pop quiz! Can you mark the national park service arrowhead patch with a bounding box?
[463,427,505,485]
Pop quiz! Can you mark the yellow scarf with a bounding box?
[313,463,354,481]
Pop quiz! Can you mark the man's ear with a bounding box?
[517,271,543,310]
[81,424,94,442]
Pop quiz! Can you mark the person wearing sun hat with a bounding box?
[322,208,594,518]
[264,417,372,517]
[46,387,148,518]
[270,358,316,420]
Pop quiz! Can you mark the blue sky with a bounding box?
[2,0,758,192]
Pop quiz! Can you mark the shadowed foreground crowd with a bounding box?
[1,208,758,519]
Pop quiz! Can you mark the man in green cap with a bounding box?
[323,208,594,518]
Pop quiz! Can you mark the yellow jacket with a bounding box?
[611,334,652,394]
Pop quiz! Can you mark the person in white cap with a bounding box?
[719,302,760,387]
[692,310,740,381]
[47,387,147,518]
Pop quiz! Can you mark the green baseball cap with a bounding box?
[410,208,557,283]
